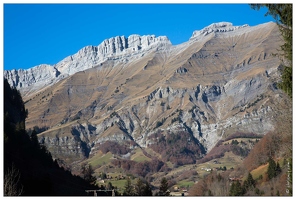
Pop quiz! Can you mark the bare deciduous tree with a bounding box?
[4,165,23,196]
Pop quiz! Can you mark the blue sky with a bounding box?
[3,3,275,71]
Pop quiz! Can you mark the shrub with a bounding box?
[98,141,129,155]
[148,130,204,165]
[155,121,163,128]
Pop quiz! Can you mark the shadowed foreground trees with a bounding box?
[4,79,99,196]
[4,165,23,196]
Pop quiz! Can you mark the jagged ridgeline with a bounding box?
[4,22,289,187]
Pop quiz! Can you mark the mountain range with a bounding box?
[4,22,288,179]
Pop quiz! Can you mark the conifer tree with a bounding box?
[143,181,153,196]
[276,162,282,176]
[158,177,170,196]
[135,178,144,196]
[251,4,292,97]
[267,157,277,180]
[81,164,96,184]
[107,182,113,190]
[134,178,152,196]
[123,177,135,196]
[243,173,256,190]
[229,180,245,196]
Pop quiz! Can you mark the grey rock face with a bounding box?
[4,34,171,93]
[39,135,86,160]
[4,64,59,89]
[6,22,286,166]
[190,22,249,39]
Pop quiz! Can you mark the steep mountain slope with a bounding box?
[4,34,171,96]
[4,22,286,171]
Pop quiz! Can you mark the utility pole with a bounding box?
[85,190,97,196]
[85,189,116,196]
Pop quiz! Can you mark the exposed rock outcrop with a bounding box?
[5,22,286,167]
[190,22,249,39]
[4,34,171,94]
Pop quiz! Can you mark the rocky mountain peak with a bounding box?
[4,33,171,94]
[3,22,274,96]
[97,34,171,56]
[8,21,287,177]
[3,64,59,89]
[55,34,171,77]
[190,22,249,39]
